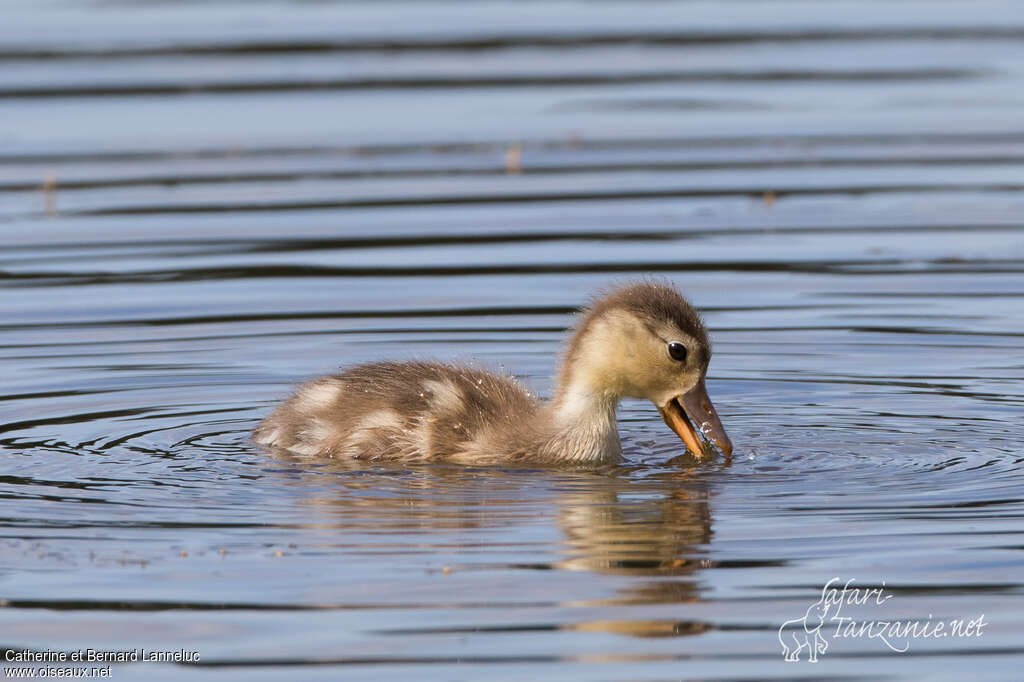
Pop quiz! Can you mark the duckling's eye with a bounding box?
[667,342,688,362]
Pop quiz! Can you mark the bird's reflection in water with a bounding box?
[553,465,713,638]
[267,449,717,638]
[555,475,711,576]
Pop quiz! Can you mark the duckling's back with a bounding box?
[253,361,541,461]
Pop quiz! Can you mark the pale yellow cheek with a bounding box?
[622,351,676,398]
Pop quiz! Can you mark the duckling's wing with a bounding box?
[254,361,539,461]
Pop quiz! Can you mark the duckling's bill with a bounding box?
[658,379,733,459]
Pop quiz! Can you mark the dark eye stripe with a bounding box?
[668,342,688,362]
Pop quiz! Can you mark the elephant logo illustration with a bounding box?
[778,596,832,662]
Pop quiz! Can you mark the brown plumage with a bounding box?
[254,281,732,464]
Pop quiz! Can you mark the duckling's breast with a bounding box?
[254,361,541,461]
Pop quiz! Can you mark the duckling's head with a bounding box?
[557,281,732,458]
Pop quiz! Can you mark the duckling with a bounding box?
[253,281,732,465]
